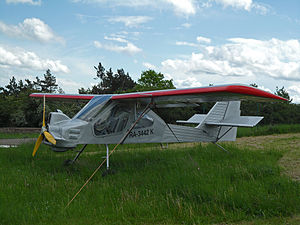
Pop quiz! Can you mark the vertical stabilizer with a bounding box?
[196,101,240,142]
[196,101,263,142]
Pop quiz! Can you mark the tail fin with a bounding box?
[196,101,263,142]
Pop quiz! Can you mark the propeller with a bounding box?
[32,95,56,157]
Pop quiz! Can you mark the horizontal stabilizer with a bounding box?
[205,116,263,127]
[177,114,206,124]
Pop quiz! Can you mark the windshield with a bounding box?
[73,95,111,121]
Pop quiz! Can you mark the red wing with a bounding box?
[111,85,287,103]
[30,85,287,103]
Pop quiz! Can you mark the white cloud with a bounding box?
[175,77,202,88]
[0,18,64,44]
[108,16,152,28]
[95,34,142,55]
[0,45,69,73]
[56,78,84,93]
[176,36,211,47]
[143,62,156,70]
[251,2,269,15]
[287,85,300,103]
[75,14,99,24]
[210,0,269,13]
[104,36,128,43]
[166,0,196,16]
[176,41,198,47]
[196,36,211,44]
[73,0,196,16]
[6,0,41,5]
[182,23,192,28]
[73,0,268,15]
[94,40,142,56]
[94,41,102,48]
[72,0,153,7]
[213,0,252,11]
[162,38,300,85]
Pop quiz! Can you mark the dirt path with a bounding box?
[235,133,300,150]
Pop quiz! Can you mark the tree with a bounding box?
[78,87,92,94]
[0,76,19,96]
[275,86,291,102]
[0,76,38,126]
[80,63,136,94]
[101,68,114,93]
[135,70,175,91]
[115,69,136,92]
[250,83,258,88]
[0,70,71,127]
[34,69,58,93]
[94,62,105,80]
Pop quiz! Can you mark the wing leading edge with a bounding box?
[30,84,287,103]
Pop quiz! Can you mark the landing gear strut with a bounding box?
[73,144,88,162]
[102,144,115,176]
[64,144,88,165]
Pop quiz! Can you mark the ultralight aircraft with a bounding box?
[30,84,287,168]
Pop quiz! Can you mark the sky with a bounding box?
[0,0,300,102]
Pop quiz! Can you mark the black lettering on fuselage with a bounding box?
[128,128,154,138]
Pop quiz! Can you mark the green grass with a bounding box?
[237,124,300,138]
[1,142,300,224]
[0,132,39,139]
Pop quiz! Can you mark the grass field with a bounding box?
[237,124,300,138]
[1,131,300,224]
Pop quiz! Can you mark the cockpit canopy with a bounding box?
[73,96,154,137]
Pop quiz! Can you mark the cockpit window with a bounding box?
[94,104,131,136]
[93,102,155,136]
[135,113,154,129]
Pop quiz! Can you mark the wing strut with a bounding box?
[65,101,153,209]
